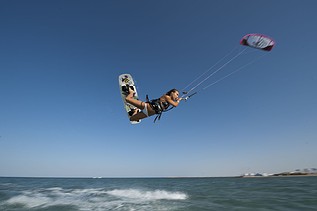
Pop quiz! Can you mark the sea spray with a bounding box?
[2,186,187,210]
[106,189,188,200]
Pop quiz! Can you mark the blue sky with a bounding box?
[1,0,316,177]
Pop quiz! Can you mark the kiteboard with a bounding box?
[119,74,141,124]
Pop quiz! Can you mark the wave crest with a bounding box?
[107,189,188,200]
[3,187,187,210]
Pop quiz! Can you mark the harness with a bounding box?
[146,95,174,122]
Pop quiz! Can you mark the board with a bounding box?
[119,74,141,124]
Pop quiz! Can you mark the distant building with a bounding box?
[241,168,317,178]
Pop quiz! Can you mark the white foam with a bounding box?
[107,189,188,200]
[6,193,52,208]
[4,187,188,210]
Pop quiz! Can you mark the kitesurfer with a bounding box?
[125,87,183,122]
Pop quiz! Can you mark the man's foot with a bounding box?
[129,87,135,96]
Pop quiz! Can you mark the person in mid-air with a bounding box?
[125,87,183,122]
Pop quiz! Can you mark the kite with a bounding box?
[240,33,275,51]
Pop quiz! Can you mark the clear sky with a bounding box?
[1,0,316,177]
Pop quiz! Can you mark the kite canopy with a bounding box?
[240,34,275,51]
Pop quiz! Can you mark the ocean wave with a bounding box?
[6,194,52,208]
[2,187,187,210]
[107,189,188,200]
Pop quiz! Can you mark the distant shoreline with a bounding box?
[240,173,317,178]
[1,173,317,179]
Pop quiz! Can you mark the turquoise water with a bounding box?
[1,177,317,210]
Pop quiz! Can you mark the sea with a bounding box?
[1,176,317,211]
